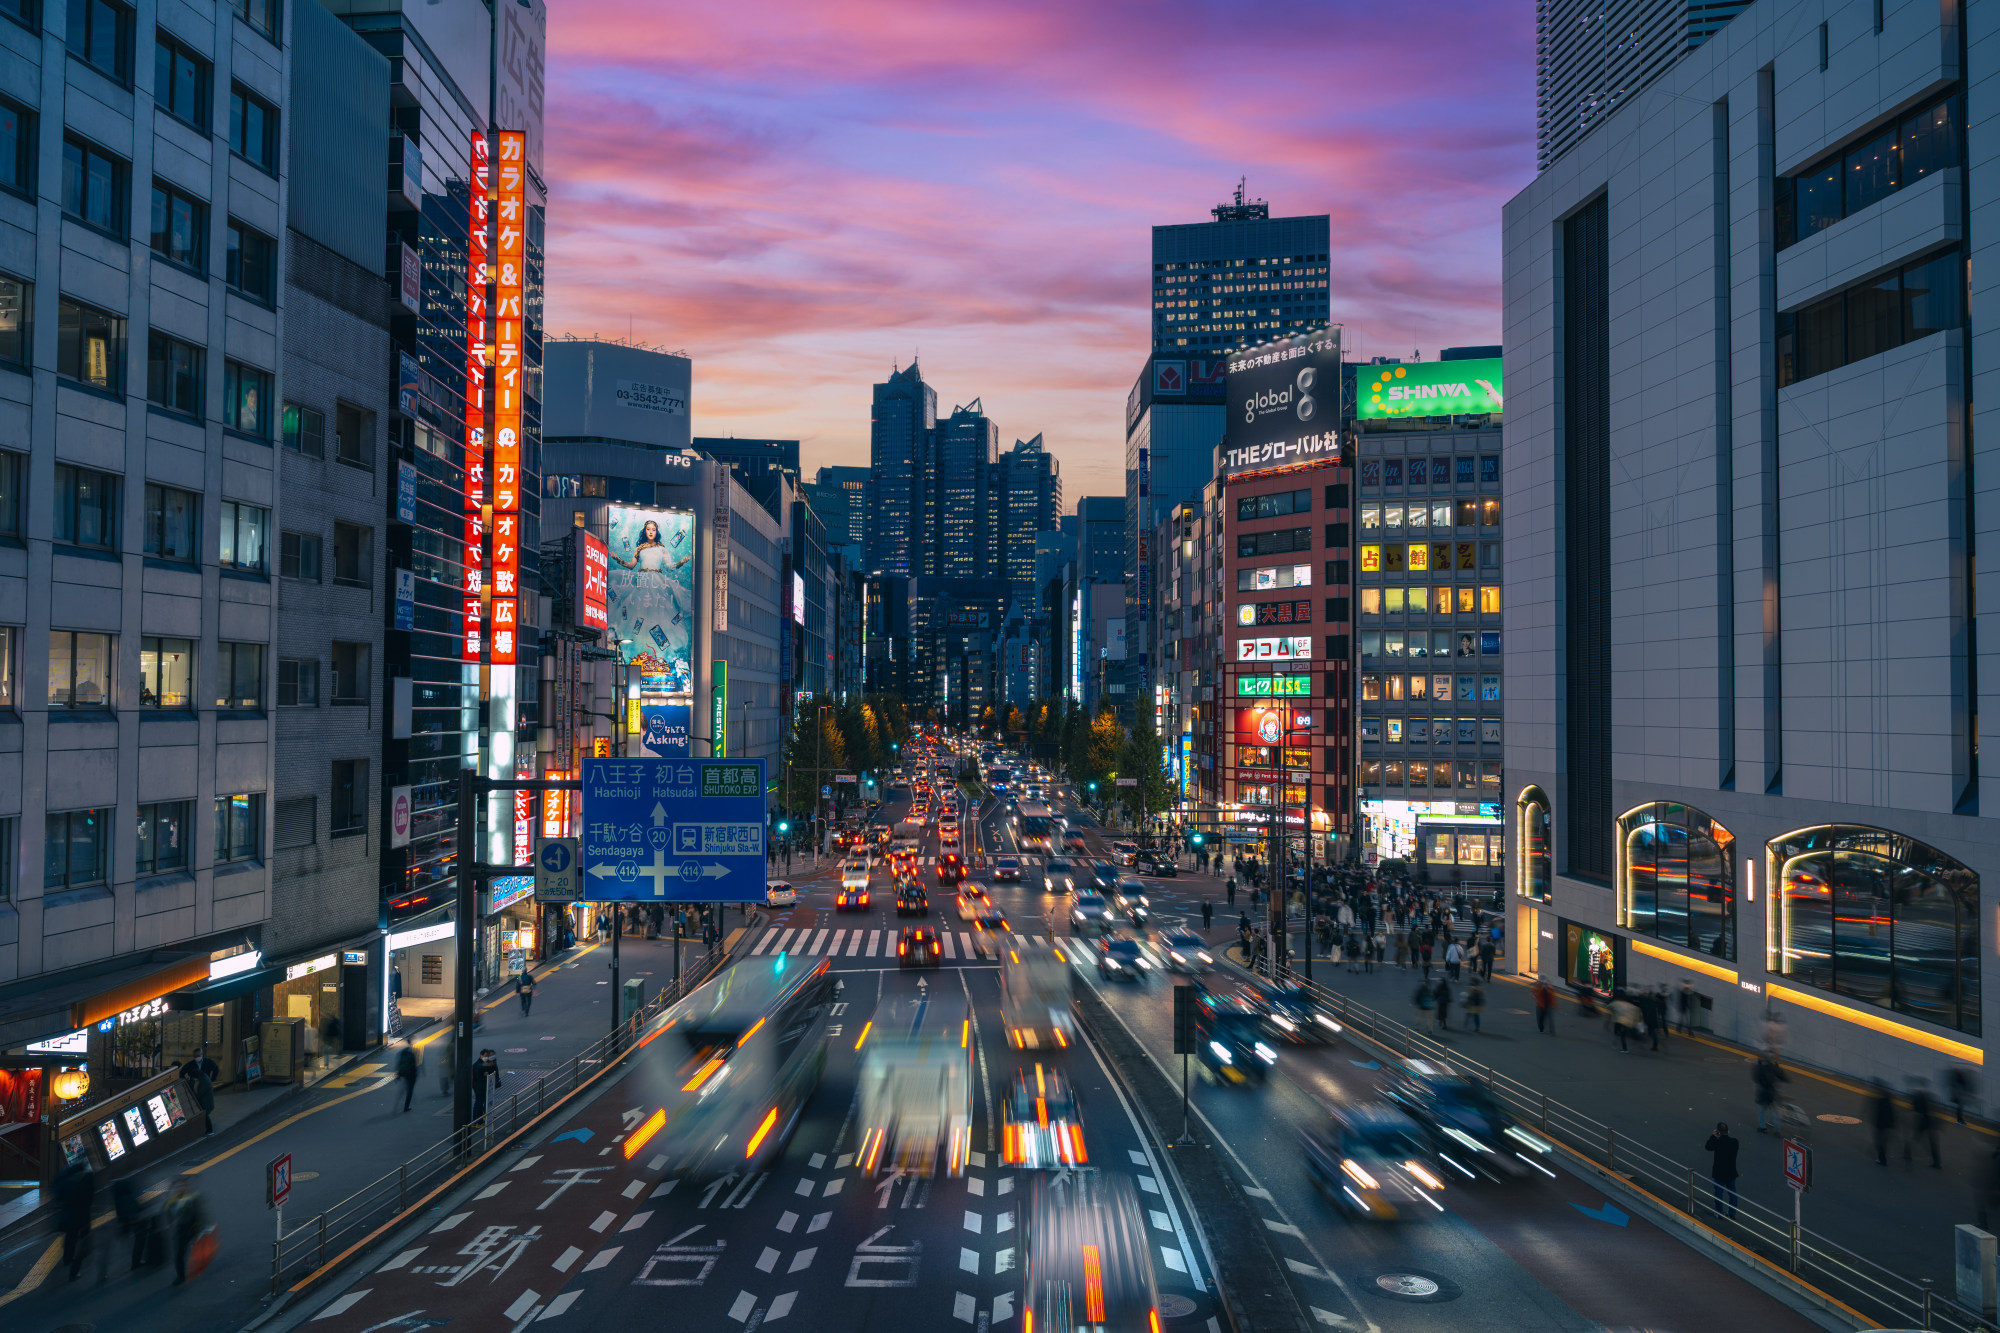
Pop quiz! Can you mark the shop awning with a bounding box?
[166,930,381,1011]
[0,952,209,1053]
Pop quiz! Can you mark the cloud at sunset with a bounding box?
[542,0,1534,501]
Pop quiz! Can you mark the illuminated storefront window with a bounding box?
[1617,802,1735,960]
[1517,785,1550,900]
[1563,920,1621,995]
[1771,825,1979,1036]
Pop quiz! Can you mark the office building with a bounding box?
[808,464,869,557]
[1535,0,1754,171]
[0,0,295,1077]
[693,436,800,492]
[868,362,935,578]
[990,435,1061,591]
[1502,0,1985,1082]
[1352,350,1506,885]
[935,399,996,580]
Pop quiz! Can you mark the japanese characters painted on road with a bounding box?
[581,757,767,901]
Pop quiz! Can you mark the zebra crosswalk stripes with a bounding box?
[750,926,1067,961]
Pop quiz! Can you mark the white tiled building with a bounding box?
[1503,0,1994,1081]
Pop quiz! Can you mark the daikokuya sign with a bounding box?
[1222,329,1343,476]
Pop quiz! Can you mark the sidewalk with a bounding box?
[0,931,714,1331]
[1256,950,1989,1296]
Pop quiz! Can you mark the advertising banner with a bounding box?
[1356,358,1503,419]
[604,505,695,689]
[489,129,527,666]
[574,529,609,631]
[1222,329,1342,477]
[638,703,691,758]
[461,130,490,663]
[1234,635,1312,660]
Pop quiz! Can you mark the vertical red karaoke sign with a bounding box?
[463,131,491,662]
[491,131,526,665]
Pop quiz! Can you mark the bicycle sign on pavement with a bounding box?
[580,757,767,902]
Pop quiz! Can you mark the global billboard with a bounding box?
[1356,358,1503,419]
[605,505,695,694]
[1222,329,1343,476]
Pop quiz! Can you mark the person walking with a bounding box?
[1533,978,1556,1035]
[1871,1080,1897,1165]
[1433,978,1453,1032]
[1444,938,1463,982]
[1393,930,1409,970]
[1609,995,1641,1052]
[1476,936,1495,981]
[54,1157,94,1281]
[1906,1081,1942,1168]
[396,1039,419,1112]
[1414,978,1438,1035]
[1226,878,1237,908]
[165,1179,210,1285]
[111,1174,160,1275]
[1703,1122,1741,1218]
[186,1062,216,1136]
[1677,980,1697,1035]
[1945,1065,1977,1126]
[517,970,537,1018]
[472,1048,502,1120]
[1464,979,1486,1033]
[1637,989,1662,1052]
[1753,1055,1787,1132]
[1201,899,1213,931]
[439,1029,456,1097]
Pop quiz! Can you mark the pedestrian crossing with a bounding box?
[748,926,1071,960]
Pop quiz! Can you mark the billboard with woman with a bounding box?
[605,506,696,696]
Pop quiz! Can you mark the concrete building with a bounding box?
[0,0,292,1075]
[806,464,868,560]
[868,362,934,578]
[934,399,995,580]
[1501,0,1987,1080]
[991,434,1061,592]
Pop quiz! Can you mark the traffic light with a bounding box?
[1190,832,1205,847]
[778,820,791,835]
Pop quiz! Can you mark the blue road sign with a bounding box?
[580,757,767,902]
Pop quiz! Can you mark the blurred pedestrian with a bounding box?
[187,1062,216,1136]
[1945,1064,1977,1126]
[1464,979,1486,1033]
[396,1040,419,1113]
[472,1048,502,1120]
[1677,980,1697,1035]
[517,970,537,1017]
[111,1175,160,1274]
[1533,978,1556,1035]
[439,1029,456,1096]
[1871,1080,1897,1165]
[1609,995,1640,1052]
[1433,979,1453,1032]
[1201,900,1213,930]
[166,1179,210,1285]
[1753,1055,1786,1132]
[1414,978,1437,1035]
[54,1157,94,1281]
[1906,1080,1942,1169]
[1444,939,1463,981]
[1703,1122,1740,1218]
[1226,878,1236,907]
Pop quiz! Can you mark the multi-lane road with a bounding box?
[284,751,1834,1333]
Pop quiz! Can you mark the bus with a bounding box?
[1015,800,1056,853]
[987,765,1014,794]
[628,955,836,1179]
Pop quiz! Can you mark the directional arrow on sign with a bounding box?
[1569,1200,1628,1226]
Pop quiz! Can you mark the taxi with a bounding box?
[834,883,871,912]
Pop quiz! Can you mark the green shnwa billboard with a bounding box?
[1358,359,1503,419]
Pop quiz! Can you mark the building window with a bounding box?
[332,522,371,587]
[1236,526,1312,559]
[148,181,206,272]
[228,83,277,172]
[282,403,323,457]
[0,449,20,535]
[1776,249,1965,386]
[67,0,132,82]
[44,809,109,889]
[1517,785,1551,900]
[1773,825,1979,1035]
[57,298,125,393]
[1479,455,1499,484]
[274,795,315,849]
[225,220,275,303]
[0,816,11,899]
[223,361,271,437]
[280,531,320,582]
[277,657,318,706]
[218,500,267,571]
[331,759,367,836]
[215,641,263,709]
[54,465,118,549]
[135,800,190,875]
[1479,585,1501,614]
[146,332,202,415]
[1234,488,1311,521]
[233,0,278,41]
[331,641,369,705]
[213,792,262,864]
[0,273,25,367]
[0,97,30,196]
[138,636,192,707]
[1618,802,1736,960]
[334,403,372,469]
[61,136,127,233]
[154,35,210,130]
[141,485,199,563]
[1778,95,1960,248]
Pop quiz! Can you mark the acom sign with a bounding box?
[1221,329,1344,477]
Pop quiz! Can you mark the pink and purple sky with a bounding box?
[543,0,1535,501]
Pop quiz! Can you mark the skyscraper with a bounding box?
[935,400,998,579]
[869,363,936,577]
[990,435,1062,590]
[810,465,871,556]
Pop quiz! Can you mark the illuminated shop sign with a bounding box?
[490,129,527,665]
[463,131,490,662]
[1236,674,1312,696]
[1234,636,1312,661]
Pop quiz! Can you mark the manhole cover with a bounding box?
[1363,1269,1461,1303]
[1377,1275,1439,1297]
[505,1048,528,1053]
[293,1171,321,1181]
[1157,1295,1197,1319]
[1816,1113,1861,1125]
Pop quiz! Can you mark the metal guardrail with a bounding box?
[269,956,725,1294]
[1247,957,1996,1333]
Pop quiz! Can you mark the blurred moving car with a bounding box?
[1136,850,1178,877]
[1001,1062,1086,1167]
[1089,862,1120,892]
[1041,856,1075,893]
[834,884,871,912]
[1111,841,1139,866]
[1111,878,1150,928]
[897,926,943,969]
[841,860,870,890]
[1160,930,1212,974]
[955,888,994,920]
[896,885,930,916]
[1095,935,1153,982]
[856,995,971,1175]
[1241,977,1342,1043]
[1302,1103,1447,1221]
[1063,830,1089,853]
[936,852,968,885]
[1380,1058,1556,1181]
[1023,1171,1160,1333]
[1068,893,1116,936]
[1002,951,1075,1050]
[1193,988,1277,1085]
[969,907,1011,958]
[992,855,1022,882]
[764,882,797,908]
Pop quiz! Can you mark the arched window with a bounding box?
[1516,786,1551,900]
[1617,802,1735,960]
[1771,825,1980,1036]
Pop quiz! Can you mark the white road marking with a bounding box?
[431,1212,471,1233]
[777,1211,799,1232]
[649,1180,676,1199]
[583,1247,621,1272]
[808,1211,832,1233]
[992,1292,1015,1321]
[953,1292,976,1323]
[836,1154,854,1168]
[1243,1186,1272,1200]
[958,933,975,956]
[1138,1176,1160,1194]
[621,1180,646,1198]
[960,1247,979,1273]
[1311,1309,1358,1328]
[847,931,865,956]
[941,932,957,959]
[379,1248,422,1271]
[551,1246,581,1272]
[823,1178,843,1196]
[510,1155,542,1171]
[1150,1210,1172,1231]
[312,1290,370,1320]
[998,1177,1013,1195]
[995,1248,1015,1273]
[809,1154,826,1169]
[767,1291,798,1320]
[963,1210,982,1234]
[795,1178,813,1195]
[1161,1247,1187,1273]
[538,1291,582,1320]
[997,1211,1013,1233]
[757,1247,780,1272]
[503,1290,540,1321]
[829,930,847,954]
[728,1290,756,1322]
[1127,1150,1149,1166]
[787,1247,816,1272]
[620,1211,653,1232]
[809,930,830,954]
[1263,1219,1303,1237]
[967,1177,985,1196]
[589,1211,616,1232]
[866,930,882,956]
[647,1155,668,1172]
